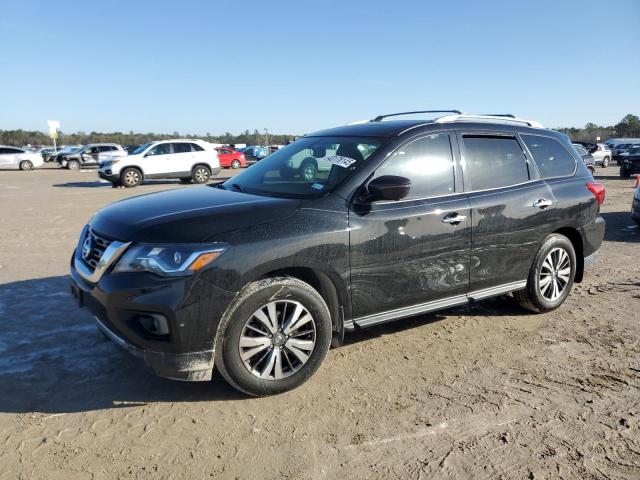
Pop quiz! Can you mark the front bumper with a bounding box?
[70,243,236,381]
[98,170,120,183]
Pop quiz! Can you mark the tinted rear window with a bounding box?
[522,135,576,178]
[173,143,192,154]
[462,135,529,190]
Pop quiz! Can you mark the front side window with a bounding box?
[148,143,171,156]
[372,133,455,199]
[462,135,529,190]
[522,135,576,178]
[220,136,383,198]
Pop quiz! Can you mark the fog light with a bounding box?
[138,314,170,336]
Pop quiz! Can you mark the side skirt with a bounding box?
[347,280,527,330]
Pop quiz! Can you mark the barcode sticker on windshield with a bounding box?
[326,155,357,168]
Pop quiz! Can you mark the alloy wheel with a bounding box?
[194,167,210,183]
[539,247,571,302]
[124,170,140,186]
[238,300,316,380]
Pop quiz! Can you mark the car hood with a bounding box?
[90,185,301,243]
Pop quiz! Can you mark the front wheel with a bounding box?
[192,165,211,184]
[602,157,610,168]
[514,234,576,313]
[67,160,80,170]
[214,277,332,396]
[19,160,34,170]
[120,168,142,187]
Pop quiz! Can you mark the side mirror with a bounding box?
[365,175,411,202]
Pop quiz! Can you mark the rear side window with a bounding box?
[374,133,455,199]
[522,135,576,178]
[462,135,529,190]
[190,143,204,152]
[173,143,192,154]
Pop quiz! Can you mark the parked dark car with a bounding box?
[58,143,127,169]
[572,144,596,174]
[69,112,606,396]
[243,146,269,165]
[620,148,640,178]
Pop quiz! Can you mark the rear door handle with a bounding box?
[533,198,553,209]
[442,213,466,225]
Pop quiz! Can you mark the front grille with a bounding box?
[81,229,113,270]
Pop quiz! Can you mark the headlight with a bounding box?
[113,243,226,277]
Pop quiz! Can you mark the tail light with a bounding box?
[586,182,605,205]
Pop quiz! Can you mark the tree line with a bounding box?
[0,128,296,148]
[1,114,638,147]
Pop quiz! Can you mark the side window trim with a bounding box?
[456,130,540,194]
[368,131,461,203]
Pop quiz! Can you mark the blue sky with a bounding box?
[1,0,639,135]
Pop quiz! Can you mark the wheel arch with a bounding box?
[192,162,212,173]
[553,227,584,283]
[120,165,145,180]
[256,266,348,347]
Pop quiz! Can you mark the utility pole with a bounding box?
[264,128,269,147]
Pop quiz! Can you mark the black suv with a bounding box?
[69,111,606,396]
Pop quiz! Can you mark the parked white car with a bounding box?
[98,139,220,187]
[0,146,44,170]
[591,143,612,168]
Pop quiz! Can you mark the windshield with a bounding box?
[220,136,384,198]
[132,142,154,155]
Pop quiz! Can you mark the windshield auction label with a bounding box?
[325,155,357,168]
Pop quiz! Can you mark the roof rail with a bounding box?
[371,110,462,122]
[434,113,544,128]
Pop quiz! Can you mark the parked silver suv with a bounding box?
[58,143,127,170]
[591,143,612,168]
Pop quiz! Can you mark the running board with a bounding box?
[348,280,527,329]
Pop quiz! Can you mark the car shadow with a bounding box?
[0,276,245,414]
[601,211,639,243]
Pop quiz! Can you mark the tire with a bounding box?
[602,156,610,168]
[19,160,34,171]
[214,276,332,396]
[192,165,211,184]
[120,167,142,187]
[231,159,241,169]
[299,159,318,182]
[621,167,631,179]
[514,234,576,313]
[67,160,80,170]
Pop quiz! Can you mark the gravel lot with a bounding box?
[0,165,638,479]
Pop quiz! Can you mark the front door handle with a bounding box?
[533,198,553,209]
[442,213,466,225]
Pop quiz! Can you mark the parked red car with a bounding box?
[216,147,247,169]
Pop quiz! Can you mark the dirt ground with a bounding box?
[0,165,638,479]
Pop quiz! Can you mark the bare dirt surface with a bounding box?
[0,166,638,479]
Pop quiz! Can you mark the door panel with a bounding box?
[457,131,557,291]
[466,181,556,290]
[349,196,472,318]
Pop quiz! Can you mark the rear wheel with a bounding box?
[231,159,241,169]
[19,160,34,171]
[120,168,142,187]
[67,160,80,170]
[602,156,610,168]
[192,165,211,184]
[214,277,332,396]
[514,234,576,313]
